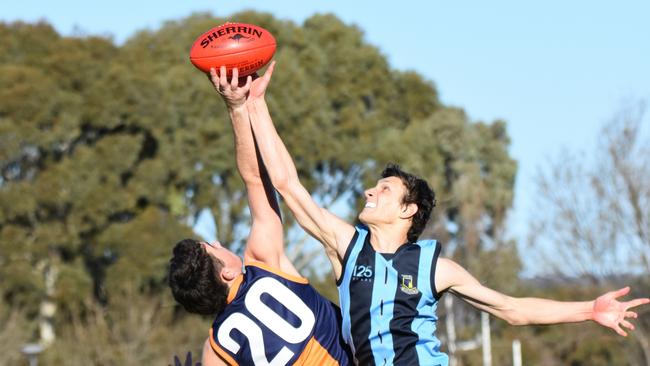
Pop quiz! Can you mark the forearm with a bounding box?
[246,98,297,189]
[228,105,260,183]
[443,259,595,327]
[507,297,594,325]
[246,98,341,247]
[243,66,355,265]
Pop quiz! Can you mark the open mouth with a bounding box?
[364,202,377,208]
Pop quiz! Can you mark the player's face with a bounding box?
[359,176,408,226]
[202,241,242,277]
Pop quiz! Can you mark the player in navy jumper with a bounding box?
[168,66,351,366]
[246,62,650,365]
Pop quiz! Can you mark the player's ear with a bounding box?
[221,268,237,282]
[400,202,418,220]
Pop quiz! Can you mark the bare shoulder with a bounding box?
[435,257,460,274]
[435,257,476,292]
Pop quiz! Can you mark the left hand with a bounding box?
[247,61,275,101]
[592,286,650,336]
[209,66,252,109]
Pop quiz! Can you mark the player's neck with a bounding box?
[367,224,409,254]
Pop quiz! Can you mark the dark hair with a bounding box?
[381,163,436,243]
[168,238,229,315]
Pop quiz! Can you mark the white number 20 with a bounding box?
[217,277,316,366]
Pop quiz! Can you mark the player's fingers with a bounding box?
[219,65,228,88]
[625,311,638,319]
[243,75,252,90]
[625,298,650,309]
[621,319,635,331]
[231,68,239,88]
[264,60,276,80]
[209,67,218,81]
[611,286,631,299]
[615,324,628,337]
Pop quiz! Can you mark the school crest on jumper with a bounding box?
[400,274,419,295]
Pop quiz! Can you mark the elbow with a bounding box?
[505,313,528,326]
[269,170,291,192]
[497,307,528,326]
[501,298,529,326]
[240,170,261,186]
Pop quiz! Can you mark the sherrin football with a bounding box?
[189,22,276,76]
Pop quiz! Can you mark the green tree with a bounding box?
[0,12,517,362]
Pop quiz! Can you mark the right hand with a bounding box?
[209,66,252,109]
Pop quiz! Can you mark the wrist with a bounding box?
[228,105,248,121]
[247,96,266,107]
[228,103,247,112]
[587,300,596,321]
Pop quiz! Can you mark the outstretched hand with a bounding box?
[209,66,252,109]
[592,286,649,336]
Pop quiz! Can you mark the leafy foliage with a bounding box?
[0,11,527,364]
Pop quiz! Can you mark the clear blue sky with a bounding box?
[4,1,649,274]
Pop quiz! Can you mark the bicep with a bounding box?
[436,258,514,316]
[242,180,283,268]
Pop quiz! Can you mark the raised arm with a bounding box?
[209,66,298,276]
[245,62,355,279]
[436,258,649,336]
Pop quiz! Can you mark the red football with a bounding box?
[189,23,276,76]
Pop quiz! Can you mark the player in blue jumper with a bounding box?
[168,66,351,366]
[246,61,650,366]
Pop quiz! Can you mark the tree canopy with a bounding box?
[0,12,517,314]
[0,11,525,364]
